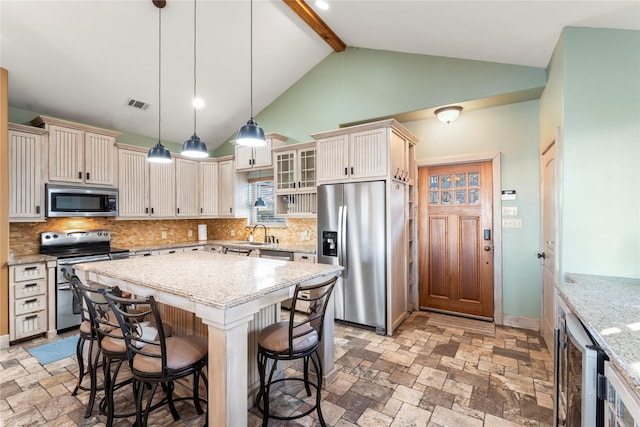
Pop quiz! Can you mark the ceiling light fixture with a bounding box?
[181,0,209,159]
[315,0,329,10]
[148,0,172,163]
[435,106,463,124]
[236,0,266,147]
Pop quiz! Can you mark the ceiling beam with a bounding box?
[283,0,346,52]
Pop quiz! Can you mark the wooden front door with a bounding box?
[418,161,494,319]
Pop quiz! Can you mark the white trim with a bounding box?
[0,334,9,350]
[502,314,540,331]
[416,151,503,325]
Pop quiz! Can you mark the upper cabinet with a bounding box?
[234,133,287,171]
[312,119,418,185]
[32,115,121,187]
[272,141,317,217]
[175,158,198,217]
[199,160,219,217]
[218,157,248,218]
[8,123,47,222]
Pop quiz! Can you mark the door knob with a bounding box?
[484,246,492,251]
[537,252,546,259]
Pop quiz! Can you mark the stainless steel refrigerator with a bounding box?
[317,181,387,334]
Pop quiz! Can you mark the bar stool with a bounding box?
[255,276,337,427]
[104,292,208,427]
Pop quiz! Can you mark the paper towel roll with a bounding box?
[198,224,207,241]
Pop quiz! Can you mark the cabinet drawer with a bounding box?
[14,311,47,340]
[293,253,316,263]
[15,279,47,299]
[15,294,47,316]
[13,263,47,282]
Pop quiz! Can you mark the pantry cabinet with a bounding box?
[312,119,418,185]
[8,123,47,222]
[234,133,287,171]
[32,115,120,187]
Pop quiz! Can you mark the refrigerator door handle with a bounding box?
[337,205,344,267]
[341,205,348,277]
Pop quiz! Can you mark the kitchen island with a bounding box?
[74,251,342,427]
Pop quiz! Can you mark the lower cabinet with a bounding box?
[9,261,55,342]
[283,253,317,312]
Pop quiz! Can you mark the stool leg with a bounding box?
[72,335,85,396]
[84,339,100,418]
[311,349,325,427]
[303,355,311,396]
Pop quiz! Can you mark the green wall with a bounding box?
[405,101,542,318]
[541,28,640,279]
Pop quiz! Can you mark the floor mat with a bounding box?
[28,335,78,365]
[427,313,496,336]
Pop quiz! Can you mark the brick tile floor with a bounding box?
[0,311,554,426]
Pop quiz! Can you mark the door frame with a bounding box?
[416,151,503,324]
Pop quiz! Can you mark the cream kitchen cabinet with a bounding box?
[234,133,286,171]
[32,115,120,187]
[273,141,317,216]
[175,158,199,217]
[8,123,47,222]
[9,260,56,342]
[117,145,175,218]
[218,157,248,218]
[312,119,418,185]
[199,160,219,216]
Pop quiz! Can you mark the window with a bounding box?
[247,178,286,226]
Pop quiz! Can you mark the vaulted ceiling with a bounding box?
[2,1,638,151]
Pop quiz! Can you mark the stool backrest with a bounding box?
[288,276,338,356]
[104,293,171,377]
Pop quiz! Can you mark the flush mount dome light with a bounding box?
[435,106,463,124]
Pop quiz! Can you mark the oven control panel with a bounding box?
[41,229,111,246]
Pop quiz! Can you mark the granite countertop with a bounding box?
[557,273,640,396]
[128,240,316,255]
[7,254,57,266]
[75,251,339,310]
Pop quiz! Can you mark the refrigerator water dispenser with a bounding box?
[322,231,338,257]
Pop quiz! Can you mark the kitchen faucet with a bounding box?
[253,224,268,243]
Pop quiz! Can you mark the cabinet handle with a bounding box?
[25,314,38,320]
[86,172,90,180]
[78,171,82,179]
[177,208,180,214]
[36,206,41,214]
[395,168,400,179]
[351,167,354,175]
[25,298,38,304]
[24,266,37,271]
[25,283,38,288]
[344,167,348,175]
[229,207,233,213]
[169,250,176,254]
[146,207,149,214]
[151,208,154,214]
[200,208,203,213]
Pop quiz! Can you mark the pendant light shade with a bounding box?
[237,0,266,147]
[254,196,267,208]
[181,0,209,158]
[238,118,266,147]
[148,3,173,163]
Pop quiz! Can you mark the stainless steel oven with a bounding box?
[40,230,129,332]
[555,297,608,427]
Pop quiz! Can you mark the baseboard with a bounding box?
[502,314,540,331]
[0,334,9,350]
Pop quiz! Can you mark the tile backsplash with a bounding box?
[9,218,317,257]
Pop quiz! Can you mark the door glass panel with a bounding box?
[455,190,466,204]
[429,191,439,204]
[441,174,452,189]
[469,172,480,187]
[455,173,466,188]
[441,191,452,204]
[469,189,479,204]
[429,175,439,189]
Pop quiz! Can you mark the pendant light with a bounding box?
[254,169,267,208]
[181,0,208,158]
[236,0,266,147]
[148,1,172,163]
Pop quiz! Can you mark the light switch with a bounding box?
[502,206,518,216]
[502,219,523,228]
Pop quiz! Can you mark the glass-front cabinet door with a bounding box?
[298,148,316,191]
[275,150,296,192]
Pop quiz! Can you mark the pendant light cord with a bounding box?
[158,7,162,144]
[250,0,253,118]
[193,0,197,133]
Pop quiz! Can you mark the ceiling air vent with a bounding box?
[126,98,150,110]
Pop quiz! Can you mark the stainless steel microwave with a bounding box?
[46,184,118,217]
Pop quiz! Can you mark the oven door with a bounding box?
[56,254,111,331]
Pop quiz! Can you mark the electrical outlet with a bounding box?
[502,206,518,216]
[161,231,167,239]
[230,230,235,237]
[188,229,193,237]
[502,219,523,228]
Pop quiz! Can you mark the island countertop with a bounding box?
[557,273,640,396]
[74,250,341,310]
